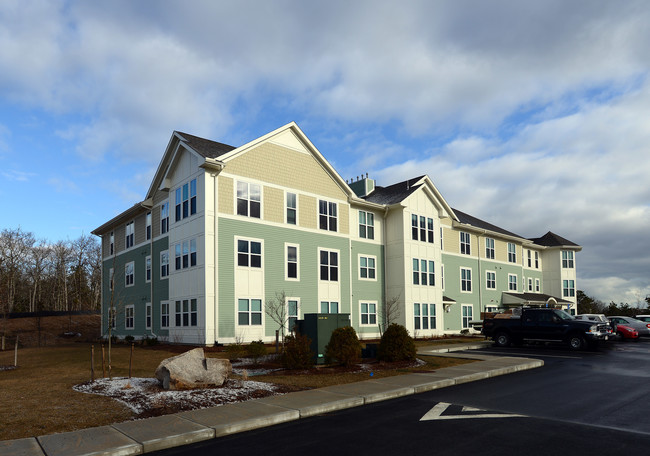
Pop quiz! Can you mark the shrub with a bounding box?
[144,336,158,346]
[378,323,416,362]
[246,340,267,363]
[325,326,362,366]
[282,333,314,369]
[124,335,135,344]
[225,343,246,360]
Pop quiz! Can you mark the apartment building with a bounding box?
[92,122,581,344]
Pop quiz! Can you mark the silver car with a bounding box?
[608,316,650,336]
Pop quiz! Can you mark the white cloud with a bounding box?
[2,169,35,182]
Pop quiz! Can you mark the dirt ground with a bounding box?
[0,314,101,348]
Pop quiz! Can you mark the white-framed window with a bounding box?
[562,251,574,268]
[411,214,418,240]
[320,301,339,313]
[535,251,539,268]
[420,259,428,285]
[429,304,437,329]
[527,250,532,268]
[146,302,152,330]
[175,239,197,270]
[175,298,198,327]
[528,278,533,292]
[161,301,169,328]
[508,274,518,291]
[161,201,169,234]
[109,306,116,329]
[109,268,114,291]
[237,181,261,218]
[360,302,377,325]
[486,271,496,289]
[441,264,445,290]
[563,280,575,297]
[286,244,299,280]
[175,178,197,221]
[238,298,262,325]
[286,192,297,225]
[462,304,473,329]
[125,261,134,287]
[237,239,262,268]
[485,238,495,259]
[145,256,151,283]
[359,255,376,280]
[319,249,339,281]
[318,200,337,232]
[461,267,472,292]
[535,278,541,292]
[415,303,436,330]
[146,212,152,240]
[428,260,435,286]
[412,258,419,285]
[427,218,434,243]
[460,232,471,255]
[160,250,169,278]
[287,298,299,333]
[440,227,444,250]
[109,231,114,255]
[414,303,421,330]
[359,211,374,239]
[411,214,434,243]
[125,221,134,249]
[507,243,517,263]
[125,305,134,330]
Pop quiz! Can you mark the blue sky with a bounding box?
[1,0,649,305]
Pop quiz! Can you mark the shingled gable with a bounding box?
[530,231,581,249]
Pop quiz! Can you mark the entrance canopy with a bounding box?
[501,292,571,309]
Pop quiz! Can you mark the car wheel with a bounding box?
[569,334,585,350]
[616,331,625,341]
[495,332,511,347]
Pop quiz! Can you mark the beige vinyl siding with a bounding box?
[442,226,458,254]
[494,239,509,263]
[299,194,317,229]
[218,176,234,215]
[115,225,125,253]
[152,205,161,238]
[134,213,146,246]
[152,189,168,206]
[225,143,347,200]
[263,186,284,223]
[338,203,349,235]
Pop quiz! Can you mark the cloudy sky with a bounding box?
[1,0,648,305]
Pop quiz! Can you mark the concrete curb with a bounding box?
[1,344,543,456]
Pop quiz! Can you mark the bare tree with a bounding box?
[0,228,35,314]
[51,240,71,311]
[378,294,402,336]
[265,291,290,348]
[27,241,51,313]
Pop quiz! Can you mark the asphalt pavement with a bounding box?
[0,341,544,456]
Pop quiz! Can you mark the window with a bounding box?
[146,303,152,329]
[535,279,540,292]
[460,232,471,255]
[421,259,427,285]
[109,307,116,329]
[508,274,518,291]
[190,239,197,266]
[160,250,169,278]
[412,259,419,285]
[461,268,472,292]
[415,304,436,330]
[535,251,539,268]
[420,216,426,242]
[563,280,575,297]
[441,264,445,290]
[125,305,134,329]
[125,261,134,286]
[109,268,114,291]
[238,240,262,268]
[125,221,134,248]
[286,245,298,279]
[175,239,198,270]
[319,200,337,231]
[485,238,495,259]
[486,271,496,289]
[411,215,418,240]
[146,212,152,240]
[286,192,297,225]
[175,299,198,327]
[360,302,377,325]
[429,304,437,329]
[527,250,532,268]
[145,256,151,283]
[562,251,574,268]
[359,211,374,239]
[237,181,261,218]
[287,299,299,333]
[359,256,376,280]
[411,214,433,242]
[462,305,473,329]
[319,250,338,281]
[238,298,262,325]
[414,303,421,330]
[427,218,434,243]
[175,179,198,221]
[320,301,339,313]
[161,202,169,234]
[161,301,169,328]
[507,243,516,263]
[109,231,114,255]
[428,260,435,286]
[440,227,444,250]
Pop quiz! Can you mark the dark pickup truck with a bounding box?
[482,308,610,350]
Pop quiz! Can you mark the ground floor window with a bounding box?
[161,301,169,328]
[238,298,262,325]
[146,302,152,329]
[360,302,377,325]
[462,304,473,329]
[287,299,299,332]
[414,303,436,330]
[320,301,339,313]
[563,280,575,297]
[175,299,197,327]
[125,305,134,329]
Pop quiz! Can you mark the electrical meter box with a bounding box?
[295,313,351,364]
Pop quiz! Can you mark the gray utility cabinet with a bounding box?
[295,313,351,364]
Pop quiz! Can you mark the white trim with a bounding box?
[485,270,496,290]
[285,190,298,225]
[285,243,300,281]
[125,305,135,330]
[358,254,377,281]
[359,300,378,326]
[460,267,472,293]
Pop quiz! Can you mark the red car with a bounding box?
[615,324,639,340]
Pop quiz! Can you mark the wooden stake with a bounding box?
[101,345,106,378]
[14,336,18,367]
[91,345,95,382]
[129,343,134,379]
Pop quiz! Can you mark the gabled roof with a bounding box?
[452,208,524,239]
[175,131,236,159]
[362,176,426,205]
[529,231,580,248]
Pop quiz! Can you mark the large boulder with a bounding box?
[155,348,232,390]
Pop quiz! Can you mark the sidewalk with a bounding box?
[1,342,543,456]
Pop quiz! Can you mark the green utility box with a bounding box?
[296,313,351,364]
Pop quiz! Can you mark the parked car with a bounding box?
[614,324,639,341]
[608,316,650,337]
[634,315,650,323]
[575,314,609,323]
